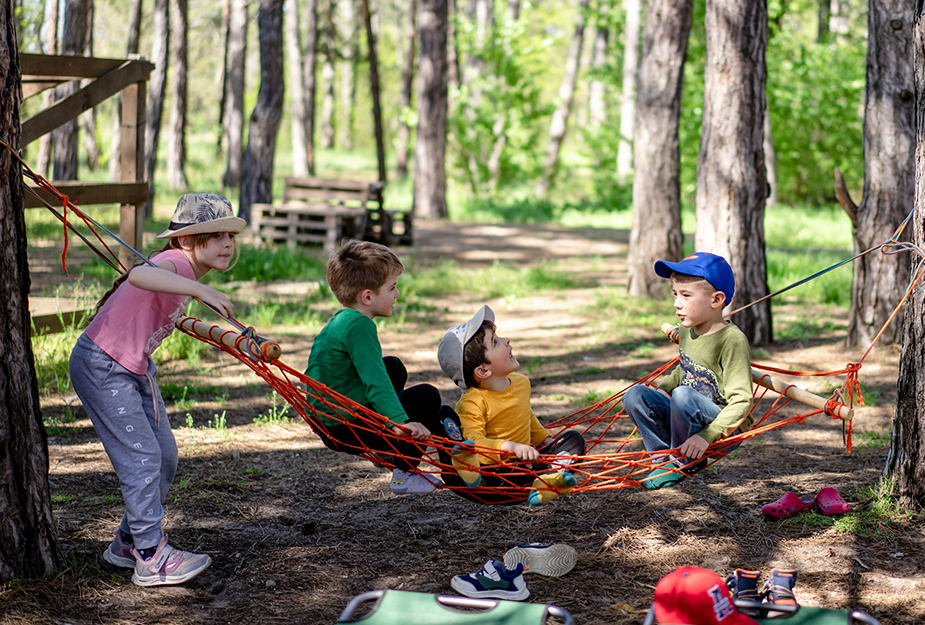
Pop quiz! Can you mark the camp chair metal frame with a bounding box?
[338,589,573,624]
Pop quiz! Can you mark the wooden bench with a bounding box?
[285,177,412,246]
[251,203,368,252]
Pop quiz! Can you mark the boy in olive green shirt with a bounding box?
[623,252,753,490]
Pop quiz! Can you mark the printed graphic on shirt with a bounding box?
[678,351,727,406]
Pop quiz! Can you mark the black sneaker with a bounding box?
[763,568,798,607]
[725,568,762,602]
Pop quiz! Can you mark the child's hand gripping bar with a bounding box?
[660,323,853,421]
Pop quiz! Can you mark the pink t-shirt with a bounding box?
[83,248,197,375]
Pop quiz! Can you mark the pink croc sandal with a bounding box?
[815,487,850,516]
[761,491,814,519]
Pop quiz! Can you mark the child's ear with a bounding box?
[175,235,194,250]
[357,288,373,306]
[711,290,726,309]
[473,364,492,382]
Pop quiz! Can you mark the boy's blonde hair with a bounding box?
[327,239,404,306]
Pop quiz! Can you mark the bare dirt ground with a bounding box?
[6,221,924,625]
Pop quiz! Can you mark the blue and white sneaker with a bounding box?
[450,559,529,601]
[502,542,577,577]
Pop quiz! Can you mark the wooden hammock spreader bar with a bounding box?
[660,323,853,421]
[177,314,282,361]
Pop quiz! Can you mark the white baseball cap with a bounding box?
[437,305,495,390]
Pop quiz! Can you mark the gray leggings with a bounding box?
[69,334,178,550]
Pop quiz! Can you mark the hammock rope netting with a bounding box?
[12,139,925,506]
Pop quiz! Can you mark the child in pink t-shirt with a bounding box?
[69,194,242,587]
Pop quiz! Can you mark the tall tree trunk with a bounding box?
[287,0,308,177]
[836,0,915,348]
[627,0,692,298]
[507,0,520,20]
[361,0,387,182]
[831,0,850,38]
[414,0,449,218]
[447,0,461,93]
[239,0,285,223]
[222,0,247,187]
[109,0,143,180]
[320,0,336,149]
[339,0,358,150]
[79,0,99,171]
[461,0,491,192]
[167,0,189,190]
[588,11,609,132]
[395,0,417,180]
[144,0,169,216]
[52,0,89,181]
[302,0,319,175]
[695,0,771,344]
[0,5,61,579]
[886,0,925,511]
[616,0,640,184]
[817,0,831,42]
[217,0,231,154]
[764,101,777,206]
[535,0,590,197]
[36,0,58,177]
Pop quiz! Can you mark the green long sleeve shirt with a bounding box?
[658,323,754,443]
[305,308,409,427]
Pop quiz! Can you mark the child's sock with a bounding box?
[137,546,157,561]
[528,471,577,506]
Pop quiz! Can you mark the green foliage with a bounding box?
[449,3,554,195]
[253,393,291,425]
[214,245,327,284]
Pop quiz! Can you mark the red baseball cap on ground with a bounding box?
[653,566,760,625]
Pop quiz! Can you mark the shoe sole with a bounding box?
[131,555,212,587]
[102,548,136,570]
[503,544,577,577]
[450,576,530,601]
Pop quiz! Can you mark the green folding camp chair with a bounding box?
[337,589,573,625]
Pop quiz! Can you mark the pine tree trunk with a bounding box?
[447,0,461,93]
[144,0,170,216]
[361,0,387,182]
[0,8,61,579]
[817,0,831,42]
[239,0,285,223]
[339,0,358,151]
[79,1,99,172]
[616,0,640,184]
[414,0,449,218]
[217,0,231,154]
[320,0,336,149]
[842,0,915,348]
[764,101,777,206]
[222,0,247,187]
[535,0,590,197]
[885,0,925,510]
[627,0,692,299]
[109,0,142,180]
[302,0,319,175]
[36,0,58,177]
[695,0,771,344]
[588,15,609,132]
[395,0,417,180]
[287,0,308,177]
[52,0,90,181]
[167,0,189,190]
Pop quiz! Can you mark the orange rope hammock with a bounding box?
[14,140,924,506]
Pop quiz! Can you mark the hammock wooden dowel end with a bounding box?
[659,323,854,421]
[177,315,283,362]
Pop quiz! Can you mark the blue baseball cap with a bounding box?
[654,252,736,304]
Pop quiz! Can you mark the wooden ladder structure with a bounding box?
[21,53,154,332]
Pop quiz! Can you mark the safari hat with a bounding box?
[652,566,760,625]
[654,252,736,304]
[438,305,495,390]
[157,193,246,238]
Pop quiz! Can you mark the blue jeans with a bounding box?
[623,384,731,466]
[69,334,178,550]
